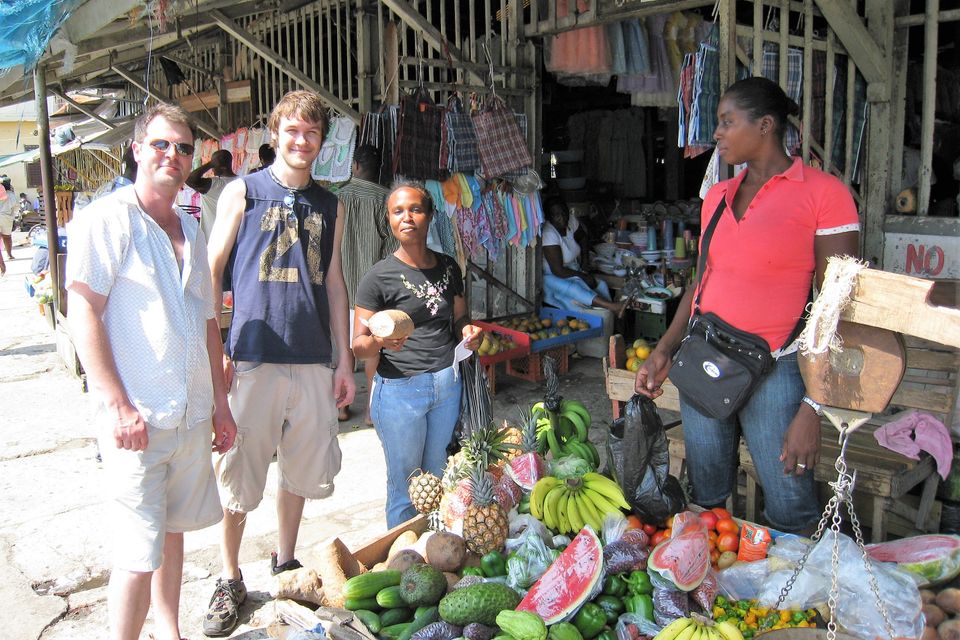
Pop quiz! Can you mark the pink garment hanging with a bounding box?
[874,411,953,480]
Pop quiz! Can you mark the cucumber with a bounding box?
[377,585,407,609]
[354,610,382,634]
[380,623,412,640]
[380,607,414,627]
[345,596,381,611]
[344,570,403,600]
[397,606,440,640]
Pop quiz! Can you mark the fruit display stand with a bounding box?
[482,309,602,384]
[473,320,532,394]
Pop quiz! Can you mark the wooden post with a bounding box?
[861,0,897,265]
[917,0,939,216]
[34,65,61,321]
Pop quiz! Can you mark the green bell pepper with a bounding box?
[624,571,652,596]
[480,550,508,577]
[623,594,653,622]
[461,566,484,577]
[595,628,618,640]
[573,603,606,640]
[593,595,625,624]
[601,574,628,597]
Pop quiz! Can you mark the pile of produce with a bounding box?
[272,359,942,640]
[496,314,593,341]
[476,332,521,357]
[621,339,652,373]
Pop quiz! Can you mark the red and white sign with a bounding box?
[884,233,959,279]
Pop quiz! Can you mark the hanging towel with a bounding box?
[312,117,357,183]
[874,411,953,480]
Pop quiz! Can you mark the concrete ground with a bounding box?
[0,233,618,640]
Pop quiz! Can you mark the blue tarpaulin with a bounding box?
[0,0,84,74]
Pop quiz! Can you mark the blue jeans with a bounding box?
[678,352,819,533]
[543,273,612,309]
[371,365,462,527]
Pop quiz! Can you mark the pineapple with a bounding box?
[461,421,516,471]
[501,419,523,462]
[407,469,442,514]
[462,465,509,555]
[507,410,548,491]
[439,453,473,528]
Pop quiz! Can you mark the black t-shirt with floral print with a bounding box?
[355,251,464,378]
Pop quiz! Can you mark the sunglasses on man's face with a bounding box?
[148,139,196,156]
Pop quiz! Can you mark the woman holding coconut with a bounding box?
[634,77,860,534]
[353,180,483,527]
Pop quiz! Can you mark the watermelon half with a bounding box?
[648,527,709,591]
[516,526,603,624]
[866,534,960,586]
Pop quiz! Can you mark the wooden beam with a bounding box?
[49,88,117,130]
[380,0,485,85]
[841,268,960,349]
[178,80,251,112]
[112,65,224,139]
[813,0,888,97]
[896,7,960,26]
[467,262,535,310]
[209,9,360,123]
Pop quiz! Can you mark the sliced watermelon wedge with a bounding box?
[866,534,960,586]
[507,452,547,491]
[648,526,709,591]
[516,526,604,624]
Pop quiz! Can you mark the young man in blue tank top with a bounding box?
[204,91,355,637]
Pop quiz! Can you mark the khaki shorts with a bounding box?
[98,418,223,572]
[215,362,341,512]
[0,215,12,235]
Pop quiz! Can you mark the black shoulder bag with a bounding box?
[668,199,801,420]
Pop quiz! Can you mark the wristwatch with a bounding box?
[801,395,823,416]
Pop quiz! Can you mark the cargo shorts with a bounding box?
[215,362,342,512]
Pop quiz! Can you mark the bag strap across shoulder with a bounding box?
[691,194,808,353]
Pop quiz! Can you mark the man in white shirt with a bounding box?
[66,104,237,640]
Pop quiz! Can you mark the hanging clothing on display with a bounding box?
[761,44,803,154]
[546,0,611,77]
[312,117,357,183]
[445,95,481,173]
[395,90,444,180]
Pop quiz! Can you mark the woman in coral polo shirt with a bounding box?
[635,77,860,534]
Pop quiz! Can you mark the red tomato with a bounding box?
[710,548,720,563]
[711,507,732,520]
[642,523,657,537]
[698,510,719,530]
[716,518,739,535]
[717,531,739,552]
[626,515,643,529]
[650,530,668,546]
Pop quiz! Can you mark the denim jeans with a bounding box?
[371,365,462,527]
[543,273,612,309]
[678,352,819,533]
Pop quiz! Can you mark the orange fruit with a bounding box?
[708,530,719,545]
[626,514,643,529]
[665,515,675,528]
[710,549,720,563]
[650,530,667,546]
[717,531,739,552]
[716,518,739,535]
[711,507,732,520]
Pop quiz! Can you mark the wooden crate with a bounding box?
[352,515,428,568]
[504,345,569,383]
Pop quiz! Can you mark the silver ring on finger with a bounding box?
[796,463,807,469]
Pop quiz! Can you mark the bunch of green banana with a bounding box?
[531,399,593,460]
[653,616,745,640]
[529,472,630,534]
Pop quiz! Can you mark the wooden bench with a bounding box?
[603,333,959,540]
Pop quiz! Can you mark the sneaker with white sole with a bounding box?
[202,574,247,637]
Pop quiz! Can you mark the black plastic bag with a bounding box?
[605,395,685,525]
[448,356,491,456]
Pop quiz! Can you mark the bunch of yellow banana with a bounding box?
[532,399,593,460]
[653,616,744,640]
[529,472,630,534]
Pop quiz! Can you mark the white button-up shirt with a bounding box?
[66,186,215,429]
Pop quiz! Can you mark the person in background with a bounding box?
[634,77,860,535]
[352,181,482,527]
[66,104,236,640]
[186,149,237,242]
[251,143,276,173]
[0,176,16,261]
[203,91,355,637]
[336,144,398,424]
[541,196,625,316]
[93,146,139,200]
